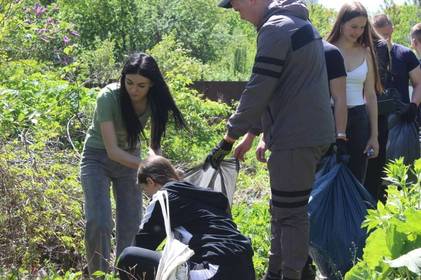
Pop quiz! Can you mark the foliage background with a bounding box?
[1,0,420,278]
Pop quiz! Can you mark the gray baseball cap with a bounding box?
[218,0,232,8]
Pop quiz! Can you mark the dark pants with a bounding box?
[346,105,370,183]
[117,246,255,280]
[208,255,255,280]
[266,146,328,279]
[117,247,160,280]
[365,114,388,203]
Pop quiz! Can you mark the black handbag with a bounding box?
[377,88,399,116]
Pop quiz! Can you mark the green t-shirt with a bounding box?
[84,83,150,150]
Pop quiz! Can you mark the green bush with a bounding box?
[0,143,84,274]
[233,199,271,279]
[153,0,227,63]
[68,38,119,87]
[0,59,95,149]
[57,0,147,60]
[233,136,270,193]
[204,32,256,81]
[345,158,421,280]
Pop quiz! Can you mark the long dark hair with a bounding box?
[137,156,180,186]
[120,53,186,149]
[327,1,383,93]
[370,29,390,90]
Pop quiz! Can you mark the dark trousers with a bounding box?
[364,115,388,203]
[208,255,255,280]
[117,246,256,280]
[266,146,328,279]
[117,247,161,280]
[346,105,370,183]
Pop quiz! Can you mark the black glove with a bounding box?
[206,139,233,169]
[335,138,348,163]
[399,102,418,123]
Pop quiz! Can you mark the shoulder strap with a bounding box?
[156,190,174,242]
[387,44,393,72]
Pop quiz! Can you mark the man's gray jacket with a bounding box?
[227,0,335,150]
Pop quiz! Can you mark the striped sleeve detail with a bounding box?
[252,56,285,78]
[271,199,308,208]
[255,56,285,66]
[252,67,282,78]
[271,188,312,197]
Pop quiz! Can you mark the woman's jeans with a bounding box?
[346,105,370,183]
[80,146,142,275]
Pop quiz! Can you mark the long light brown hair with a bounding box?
[327,1,383,93]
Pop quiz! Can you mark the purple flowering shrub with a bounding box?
[1,1,80,64]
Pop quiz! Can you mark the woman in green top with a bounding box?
[80,52,185,276]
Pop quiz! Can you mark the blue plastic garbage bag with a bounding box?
[308,161,375,279]
[315,153,337,181]
[386,113,420,165]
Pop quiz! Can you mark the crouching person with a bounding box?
[117,155,255,280]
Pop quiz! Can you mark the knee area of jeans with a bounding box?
[86,219,112,234]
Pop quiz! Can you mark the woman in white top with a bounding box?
[327,1,381,183]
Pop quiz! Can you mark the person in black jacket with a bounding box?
[117,155,255,280]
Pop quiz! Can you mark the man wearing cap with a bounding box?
[206,0,335,279]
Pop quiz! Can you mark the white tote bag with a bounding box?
[154,190,195,280]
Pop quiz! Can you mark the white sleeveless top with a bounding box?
[346,59,367,107]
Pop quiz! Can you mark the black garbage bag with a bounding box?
[183,158,239,205]
[308,158,375,279]
[386,113,420,165]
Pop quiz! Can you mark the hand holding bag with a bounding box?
[155,190,194,280]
